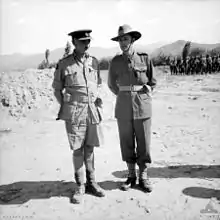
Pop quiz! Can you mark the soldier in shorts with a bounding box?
[52,29,105,204]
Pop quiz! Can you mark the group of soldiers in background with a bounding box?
[169,54,220,75]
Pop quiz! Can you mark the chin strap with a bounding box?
[125,38,134,55]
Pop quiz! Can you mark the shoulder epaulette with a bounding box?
[55,54,73,70]
[90,55,98,62]
[57,54,72,64]
[137,52,148,56]
[63,54,72,60]
[136,52,151,64]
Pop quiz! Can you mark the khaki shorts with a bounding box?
[65,119,104,150]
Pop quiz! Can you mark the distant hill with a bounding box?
[213,45,220,53]
[0,41,167,72]
[0,47,119,72]
[1,40,219,72]
[151,40,220,58]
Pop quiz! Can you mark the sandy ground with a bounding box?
[0,68,220,220]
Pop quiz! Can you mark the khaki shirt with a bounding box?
[108,51,157,120]
[52,50,102,125]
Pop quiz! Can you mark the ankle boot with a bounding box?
[139,166,152,193]
[71,184,85,204]
[85,170,105,197]
[120,163,137,191]
[71,172,85,204]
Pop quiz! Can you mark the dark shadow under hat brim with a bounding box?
[111,31,141,41]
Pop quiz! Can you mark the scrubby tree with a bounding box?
[38,48,52,69]
[38,60,47,70]
[45,49,50,65]
[63,41,72,58]
[182,41,191,60]
[49,62,57,69]
[152,52,170,66]
[99,58,110,70]
[39,48,50,69]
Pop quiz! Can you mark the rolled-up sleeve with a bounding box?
[108,58,119,95]
[52,63,64,90]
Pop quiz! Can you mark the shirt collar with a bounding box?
[122,49,135,59]
[72,49,90,62]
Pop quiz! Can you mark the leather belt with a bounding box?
[119,85,144,92]
[63,93,95,103]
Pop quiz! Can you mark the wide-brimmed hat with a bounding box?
[111,24,141,42]
[68,29,92,40]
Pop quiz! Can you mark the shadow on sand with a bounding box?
[182,187,220,201]
[0,180,121,205]
[0,181,74,205]
[112,164,220,201]
[1,165,219,205]
[112,165,220,179]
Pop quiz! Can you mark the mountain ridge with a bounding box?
[1,40,220,72]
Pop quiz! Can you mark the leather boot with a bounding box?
[85,170,105,197]
[120,163,137,191]
[71,172,85,204]
[138,166,152,193]
[84,146,105,197]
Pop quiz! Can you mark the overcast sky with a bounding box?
[1,0,220,55]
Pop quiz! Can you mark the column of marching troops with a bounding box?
[169,54,220,75]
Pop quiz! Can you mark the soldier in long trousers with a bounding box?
[189,56,195,75]
[52,30,105,204]
[194,56,200,75]
[108,24,157,193]
[173,57,178,75]
[213,55,219,73]
[179,58,185,75]
[217,54,220,72]
[184,56,190,75]
[206,54,212,74]
[200,55,207,75]
[169,58,174,75]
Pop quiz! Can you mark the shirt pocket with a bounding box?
[64,72,78,86]
[133,65,149,84]
[87,65,98,83]
[59,102,77,121]
[64,65,80,86]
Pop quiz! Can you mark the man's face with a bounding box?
[118,34,133,52]
[73,39,90,54]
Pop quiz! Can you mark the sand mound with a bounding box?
[0,69,55,118]
[0,69,115,121]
